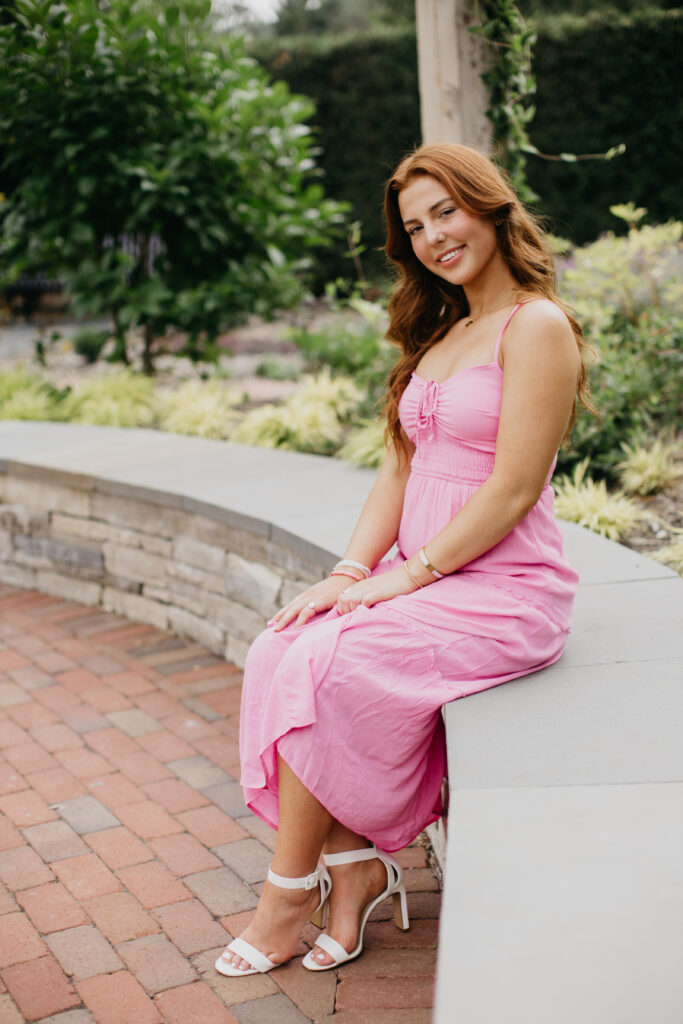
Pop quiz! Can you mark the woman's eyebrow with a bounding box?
[402,197,454,226]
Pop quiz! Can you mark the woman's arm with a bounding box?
[339,431,415,570]
[271,430,414,630]
[338,301,580,609]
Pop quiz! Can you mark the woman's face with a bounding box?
[397,174,499,287]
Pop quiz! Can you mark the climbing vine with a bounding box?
[471,0,538,200]
[472,0,624,203]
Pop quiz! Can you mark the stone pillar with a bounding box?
[415,0,491,151]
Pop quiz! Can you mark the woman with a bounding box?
[216,143,591,976]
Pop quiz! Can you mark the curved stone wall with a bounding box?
[0,422,376,667]
[0,469,332,668]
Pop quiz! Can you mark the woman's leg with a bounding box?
[307,822,395,967]
[221,754,334,972]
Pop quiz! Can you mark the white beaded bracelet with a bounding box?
[418,547,444,579]
[335,558,371,579]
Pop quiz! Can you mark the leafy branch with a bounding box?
[471,0,624,201]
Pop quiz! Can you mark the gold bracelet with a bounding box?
[418,546,445,579]
[402,560,423,590]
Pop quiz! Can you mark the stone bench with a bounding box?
[2,420,681,1022]
[0,421,376,669]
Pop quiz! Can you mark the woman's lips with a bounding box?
[437,244,465,265]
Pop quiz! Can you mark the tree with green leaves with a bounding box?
[0,0,344,369]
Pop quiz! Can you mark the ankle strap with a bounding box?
[267,865,323,891]
[323,845,377,867]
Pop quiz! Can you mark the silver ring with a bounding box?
[307,601,316,610]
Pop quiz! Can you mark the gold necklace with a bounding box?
[464,291,518,328]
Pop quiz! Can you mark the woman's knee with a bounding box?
[244,624,294,678]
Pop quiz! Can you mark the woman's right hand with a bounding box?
[270,574,354,632]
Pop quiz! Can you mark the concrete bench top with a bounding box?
[2,420,682,1023]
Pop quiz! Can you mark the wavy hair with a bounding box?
[383,143,593,457]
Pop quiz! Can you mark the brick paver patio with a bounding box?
[0,584,439,1024]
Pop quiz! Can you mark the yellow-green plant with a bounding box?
[610,203,647,230]
[61,370,157,427]
[0,369,63,421]
[296,369,364,420]
[651,542,683,576]
[232,368,362,454]
[157,381,241,439]
[616,439,682,496]
[553,459,644,541]
[338,421,387,468]
[560,215,682,337]
[231,397,343,454]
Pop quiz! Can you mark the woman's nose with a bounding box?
[425,221,446,245]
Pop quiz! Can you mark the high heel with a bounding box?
[215,862,331,977]
[302,845,409,972]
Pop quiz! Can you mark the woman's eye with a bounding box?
[439,207,457,218]
[408,225,422,237]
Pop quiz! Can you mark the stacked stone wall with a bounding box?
[0,468,328,666]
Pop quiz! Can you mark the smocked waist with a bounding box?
[410,444,495,484]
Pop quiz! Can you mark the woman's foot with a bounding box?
[307,852,390,968]
[217,872,324,974]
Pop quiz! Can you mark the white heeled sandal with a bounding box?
[214,862,331,977]
[302,845,409,972]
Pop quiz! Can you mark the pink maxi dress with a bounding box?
[239,304,579,851]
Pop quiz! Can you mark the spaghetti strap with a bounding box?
[494,297,538,365]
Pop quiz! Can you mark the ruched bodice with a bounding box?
[402,366,502,454]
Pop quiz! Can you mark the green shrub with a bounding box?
[296,369,363,420]
[255,358,300,380]
[62,370,157,427]
[291,296,396,416]
[0,369,63,421]
[290,313,385,377]
[556,212,683,479]
[558,310,683,479]
[560,214,682,338]
[338,420,387,468]
[231,366,363,454]
[616,438,681,496]
[231,397,344,454]
[651,542,683,577]
[0,0,346,370]
[554,459,645,541]
[73,329,110,365]
[157,380,241,439]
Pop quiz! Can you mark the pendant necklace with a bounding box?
[464,291,518,328]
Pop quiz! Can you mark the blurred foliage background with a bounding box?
[251,5,682,281]
[0,0,346,368]
[1,0,681,557]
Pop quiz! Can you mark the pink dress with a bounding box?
[239,304,578,851]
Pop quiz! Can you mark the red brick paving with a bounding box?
[16,882,90,933]
[0,584,440,1022]
[2,954,81,1020]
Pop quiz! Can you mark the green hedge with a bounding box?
[252,7,682,274]
[253,28,421,280]
[528,8,683,241]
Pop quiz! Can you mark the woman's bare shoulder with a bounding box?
[515,296,573,331]
[501,297,580,374]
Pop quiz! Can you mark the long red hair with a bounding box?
[383,143,592,457]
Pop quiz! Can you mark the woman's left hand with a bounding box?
[335,565,419,615]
